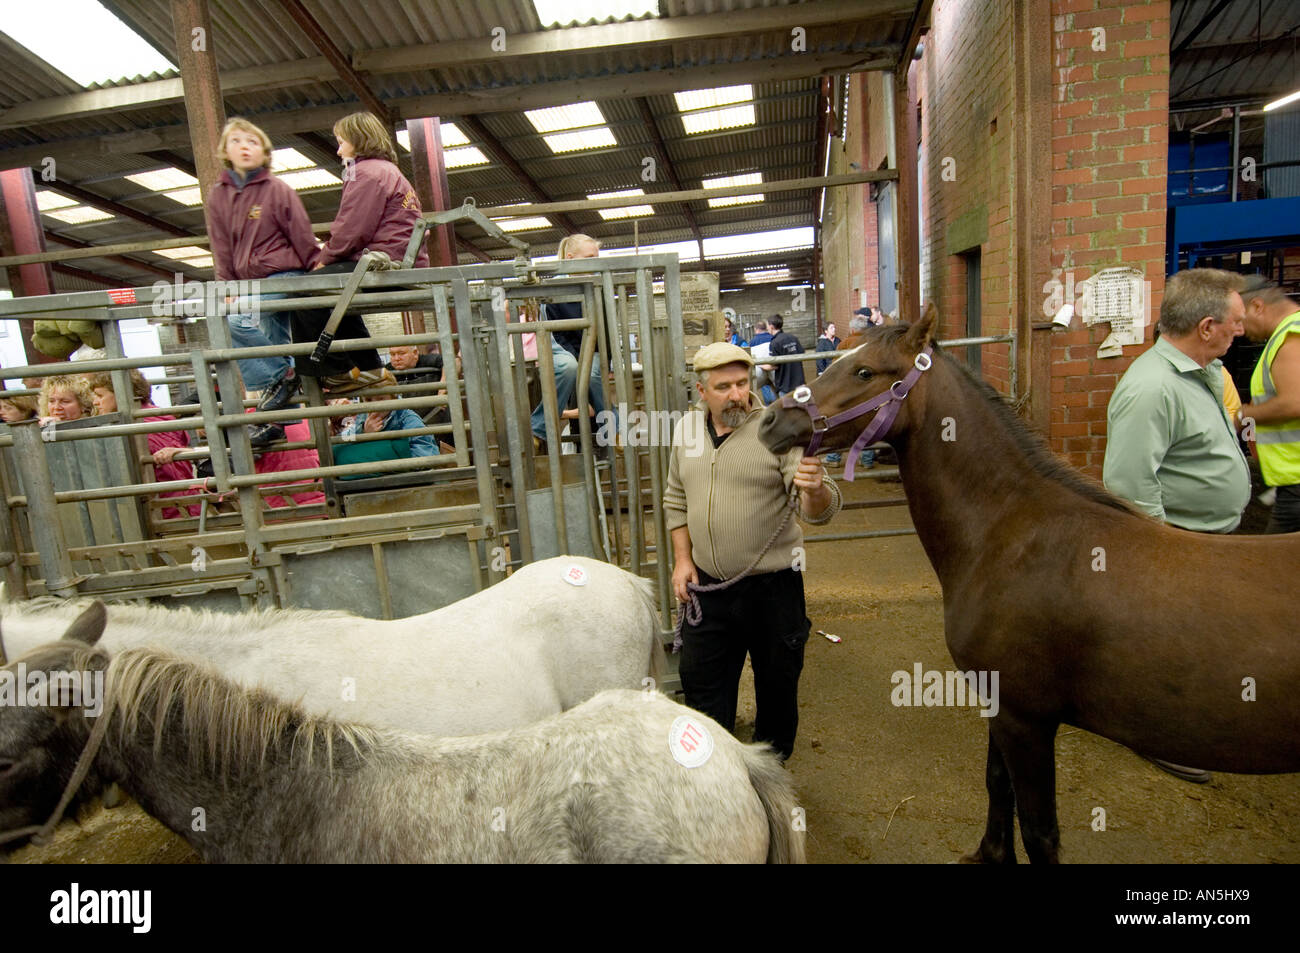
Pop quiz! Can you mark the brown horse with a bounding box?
[758,304,1300,863]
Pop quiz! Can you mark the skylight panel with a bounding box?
[44,206,113,224]
[543,129,617,154]
[159,187,204,207]
[444,146,490,169]
[531,1,659,29]
[440,123,470,147]
[674,85,754,112]
[526,102,606,134]
[272,148,315,172]
[35,191,77,212]
[702,172,764,207]
[279,169,342,191]
[680,104,756,135]
[588,188,654,219]
[126,168,199,192]
[179,255,213,269]
[492,217,553,233]
[2,0,175,87]
[743,267,791,283]
[153,246,210,260]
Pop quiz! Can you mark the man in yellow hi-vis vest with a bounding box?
[1240,275,1300,534]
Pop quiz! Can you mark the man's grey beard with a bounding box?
[720,404,748,428]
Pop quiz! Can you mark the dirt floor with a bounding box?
[10,466,1299,865]
[734,466,1300,864]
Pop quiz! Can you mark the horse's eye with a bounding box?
[0,759,15,776]
[856,368,873,381]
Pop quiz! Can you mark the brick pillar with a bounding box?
[1049,0,1170,477]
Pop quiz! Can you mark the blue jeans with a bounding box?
[227,269,302,391]
[531,338,607,442]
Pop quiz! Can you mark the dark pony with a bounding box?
[760,304,1300,863]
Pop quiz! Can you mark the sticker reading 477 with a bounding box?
[669,715,714,768]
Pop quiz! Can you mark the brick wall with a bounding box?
[1049,0,1169,474]
[917,0,1016,392]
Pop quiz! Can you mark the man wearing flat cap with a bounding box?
[663,341,842,761]
[1239,274,1300,533]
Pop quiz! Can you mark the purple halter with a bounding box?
[779,345,933,480]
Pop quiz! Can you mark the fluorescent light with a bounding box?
[492,217,553,232]
[272,148,315,171]
[681,104,756,135]
[126,168,199,192]
[702,172,764,207]
[531,0,658,28]
[1264,89,1300,111]
[444,146,489,169]
[526,102,606,133]
[278,169,342,191]
[153,246,211,260]
[589,188,654,219]
[35,191,76,211]
[543,128,617,154]
[674,85,754,112]
[44,206,113,224]
[1,0,174,86]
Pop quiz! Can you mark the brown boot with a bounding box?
[322,367,396,394]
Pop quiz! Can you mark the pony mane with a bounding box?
[10,598,355,641]
[91,646,380,777]
[934,347,1136,514]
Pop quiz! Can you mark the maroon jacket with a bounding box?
[207,167,320,280]
[319,157,428,267]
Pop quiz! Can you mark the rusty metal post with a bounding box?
[169,0,227,221]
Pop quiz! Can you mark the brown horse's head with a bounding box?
[759,304,938,456]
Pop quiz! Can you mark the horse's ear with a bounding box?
[62,601,107,646]
[902,301,938,352]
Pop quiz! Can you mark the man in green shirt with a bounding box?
[1103,267,1250,534]
[1103,267,1249,786]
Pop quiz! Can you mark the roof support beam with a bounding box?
[355,0,910,73]
[279,0,392,126]
[169,0,227,217]
[634,98,706,267]
[1171,0,1236,56]
[44,230,178,282]
[0,51,890,170]
[142,150,198,179]
[453,116,581,236]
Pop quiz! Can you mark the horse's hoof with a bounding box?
[103,783,126,809]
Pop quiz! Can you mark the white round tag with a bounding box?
[562,564,589,587]
[669,715,714,768]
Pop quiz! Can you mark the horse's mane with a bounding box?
[31,642,379,777]
[9,598,355,640]
[927,342,1136,514]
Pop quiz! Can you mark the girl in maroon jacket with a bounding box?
[208,118,318,423]
[279,112,427,400]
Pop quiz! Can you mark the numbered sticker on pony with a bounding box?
[562,564,588,587]
[669,715,714,768]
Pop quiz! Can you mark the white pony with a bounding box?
[0,607,802,863]
[1,556,663,736]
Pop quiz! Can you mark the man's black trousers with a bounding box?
[678,567,810,761]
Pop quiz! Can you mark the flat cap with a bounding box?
[1239,274,1277,296]
[692,341,755,371]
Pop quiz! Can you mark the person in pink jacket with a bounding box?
[267,112,419,409]
[88,370,202,521]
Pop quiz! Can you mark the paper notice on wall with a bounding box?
[1077,267,1147,347]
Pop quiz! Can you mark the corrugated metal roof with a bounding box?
[2,0,910,285]
[1171,0,1300,107]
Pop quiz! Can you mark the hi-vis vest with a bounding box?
[1250,309,1300,486]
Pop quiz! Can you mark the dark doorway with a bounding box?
[963,248,982,374]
